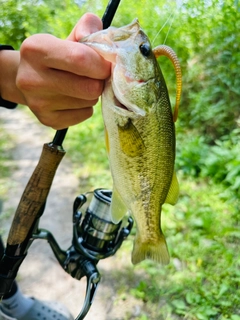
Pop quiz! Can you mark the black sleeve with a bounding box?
[0,45,18,109]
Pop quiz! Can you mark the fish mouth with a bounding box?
[112,81,146,116]
[103,78,146,116]
[113,95,129,112]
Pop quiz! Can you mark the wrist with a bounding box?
[0,47,25,106]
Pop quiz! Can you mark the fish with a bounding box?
[81,19,182,265]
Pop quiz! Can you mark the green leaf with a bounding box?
[172,299,186,310]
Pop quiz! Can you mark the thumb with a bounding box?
[67,13,103,42]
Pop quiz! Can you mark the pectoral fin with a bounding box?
[110,187,128,223]
[165,171,179,205]
[104,127,110,154]
[118,119,145,157]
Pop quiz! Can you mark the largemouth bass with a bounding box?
[81,19,182,265]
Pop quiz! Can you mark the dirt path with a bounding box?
[0,107,142,320]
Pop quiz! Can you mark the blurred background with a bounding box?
[0,1,240,319]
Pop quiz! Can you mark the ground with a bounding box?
[0,107,143,320]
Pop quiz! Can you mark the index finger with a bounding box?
[47,38,111,80]
[20,34,111,80]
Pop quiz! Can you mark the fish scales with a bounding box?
[81,19,181,265]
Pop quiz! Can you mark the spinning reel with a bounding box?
[34,188,133,319]
[0,188,133,319]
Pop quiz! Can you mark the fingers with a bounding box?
[44,70,104,101]
[23,91,99,116]
[17,64,104,102]
[32,106,95,130]
[18,34,110,80]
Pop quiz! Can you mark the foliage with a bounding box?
[1,0,240,319]
[0,121,15,231]
[0,122,14,184]
[201,129,240,195]
[177,0,240,141]
[0,0,56,48]
[176,127,240,197]
[64,104,112,189]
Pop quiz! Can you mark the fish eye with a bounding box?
[139,43,151,57]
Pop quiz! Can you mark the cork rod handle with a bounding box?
[7,143,65,245]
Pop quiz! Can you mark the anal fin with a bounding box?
[110,187,128,224]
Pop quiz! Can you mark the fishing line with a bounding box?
[163,0,185,45]
[163,12,175,45]
[152,12,174,46]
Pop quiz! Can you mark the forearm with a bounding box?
[0,50,26,105]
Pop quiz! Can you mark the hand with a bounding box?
[14,13,110,129]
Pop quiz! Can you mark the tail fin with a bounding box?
[131,234,170,265]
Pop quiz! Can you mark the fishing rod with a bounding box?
[0,1,133,319]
